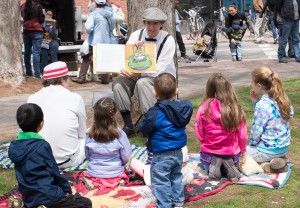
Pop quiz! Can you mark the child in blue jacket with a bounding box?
[139,73,193,208]
[8,103,92,208]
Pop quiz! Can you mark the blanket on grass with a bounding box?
[0,144,293,207]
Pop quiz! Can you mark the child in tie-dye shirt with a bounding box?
[248,66,293,173]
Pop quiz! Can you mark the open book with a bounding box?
[93,43,157,74]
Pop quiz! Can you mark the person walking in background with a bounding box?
[225,4,248,61]
[41,9,59,73]
[21,0,44,78]
[267,7,278,43]
[195,73,247,181]
[28,61,87,169]
[223,18,247,61]
[175,0,188,59]
[253,0,268,43]
[139,73,193,208]
[9,103,92,208]
[277,0,300,63]
[248,67,293,173]
[80,97,132,192]
[72,0,115,84]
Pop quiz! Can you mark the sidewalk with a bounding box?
[1,40,300,142]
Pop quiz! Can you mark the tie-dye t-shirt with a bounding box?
[250,94,294,154]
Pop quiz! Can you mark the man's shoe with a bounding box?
[181,54,189,59]
[279,59,288,63]
[123,126,135,137]
[71,78,86,84]
[274,38,278,44]
[295,59,300,62]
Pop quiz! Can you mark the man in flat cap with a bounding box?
[112,7,176,137]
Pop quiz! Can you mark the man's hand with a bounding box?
[134,41,145,50]
[120,69,141,78]
[250,89,259,102]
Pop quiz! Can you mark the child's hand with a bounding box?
[231,39,236,45]
[250,89,259,102]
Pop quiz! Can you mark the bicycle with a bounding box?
[183,6,206,40]
[213,7,228,39]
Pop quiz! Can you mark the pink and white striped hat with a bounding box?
[43,61,69,80]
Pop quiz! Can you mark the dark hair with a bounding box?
[45,9,56,19]
[228,4,238,10]
[42,75,69,87]
[88,97,120,142]
[24,0,41,20]
[154,73,177,100]
[17,103,43,132]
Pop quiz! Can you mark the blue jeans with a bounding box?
[278,19,300,61]
[269,15,277,40]
[23,30,43,77]
[151,149,184,208]
[41,40,59,73]
[230,40,242,60]
[247,146,287,163]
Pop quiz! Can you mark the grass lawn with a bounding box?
[0,79,299,207]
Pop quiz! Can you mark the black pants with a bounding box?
[176,31,186,55]
[48,193,92,208]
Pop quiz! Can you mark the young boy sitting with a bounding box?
[8,103,92,208]
[139,73,193,208]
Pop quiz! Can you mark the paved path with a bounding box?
[1,35,300,141]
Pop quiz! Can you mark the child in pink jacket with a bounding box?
[195,73,248,181]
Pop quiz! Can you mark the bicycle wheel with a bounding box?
[190,21,198,40]
[198,19,205,35]
[185,19,192,40]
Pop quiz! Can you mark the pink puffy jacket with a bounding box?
[195,98,248,155]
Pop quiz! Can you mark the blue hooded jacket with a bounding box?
[8,135,71,207]
[139,99,193,153]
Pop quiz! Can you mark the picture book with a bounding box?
[93,43,157,74]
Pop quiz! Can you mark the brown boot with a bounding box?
[71,78,86,84]
[222,157,241,181]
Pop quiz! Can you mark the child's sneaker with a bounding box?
[208,156,222,179]
[222,157,241,181]
[8,195,23,208]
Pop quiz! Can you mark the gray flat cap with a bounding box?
[142,7,167,22]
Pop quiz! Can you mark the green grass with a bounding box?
[1,79,299,208]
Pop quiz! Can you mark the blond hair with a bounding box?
[251,66,291,121]
[204,73,246,130]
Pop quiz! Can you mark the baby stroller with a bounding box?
[187,22,218,62]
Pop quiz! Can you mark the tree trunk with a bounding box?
[0,1,24,85]
[127,0,176,39]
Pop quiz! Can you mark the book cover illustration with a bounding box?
[125,43,156,73]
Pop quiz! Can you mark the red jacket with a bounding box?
[21,4,44,31]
